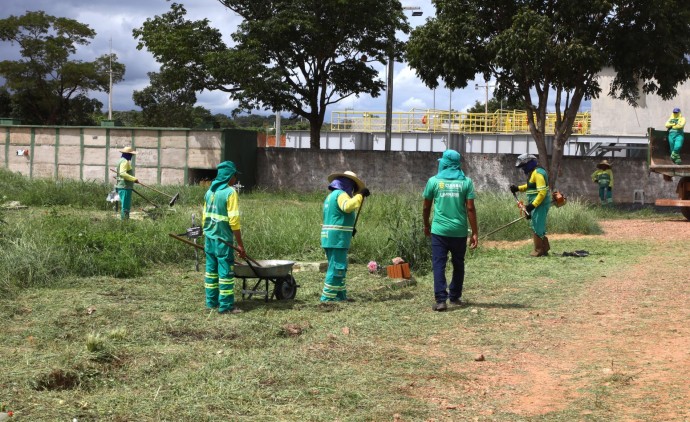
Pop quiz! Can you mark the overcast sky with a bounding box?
[2,0,509,118]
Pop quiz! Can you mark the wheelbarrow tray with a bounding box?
[235,260,295,278]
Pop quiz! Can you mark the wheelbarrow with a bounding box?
[235,259,299,302]
[168,232,300,301]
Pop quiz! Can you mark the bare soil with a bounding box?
[412,219,690,421]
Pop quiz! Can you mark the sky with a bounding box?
[1,0,510,119]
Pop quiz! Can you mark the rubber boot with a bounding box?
[530,234,543,257]
[541,236,550,256]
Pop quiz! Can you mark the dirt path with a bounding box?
[414,219,690,421]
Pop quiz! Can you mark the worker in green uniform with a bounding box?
[510,154,551,257]
[115,146,139,220]
[423,149,478,311]
[665,107,686,164]
[320,171,370,302]
[591,160,613,205]
[202,161,246,314]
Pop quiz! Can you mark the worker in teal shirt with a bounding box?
[510,154,551,257]
[665,107,686,164]
[115,146,139,220]
[423,149,478,311]
[202,161,247,314]
[320,171,370,302]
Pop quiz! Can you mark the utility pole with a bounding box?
[108,38,113,120]
[385,5,423,151]
[475,81,495,131]
[275,111,281,146]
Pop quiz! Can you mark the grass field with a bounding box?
[0,170,679,420]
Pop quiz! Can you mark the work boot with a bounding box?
[530,234,543,257]
[541,236,550,256]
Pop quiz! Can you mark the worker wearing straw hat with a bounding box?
[320,171,370,302]
[115,146,139,220]
[591,160,614,205]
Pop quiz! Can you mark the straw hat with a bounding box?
[328,170,365,193]
[597,160,611,169]
[120,146,137,154]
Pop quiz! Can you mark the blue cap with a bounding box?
[673,107,680,113]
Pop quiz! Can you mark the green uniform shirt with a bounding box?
[423,176,476,237]
[321,190,361,249]
[591,169,613,188]
[202,185,240,240]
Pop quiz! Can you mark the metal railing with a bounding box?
[330,109,591,135]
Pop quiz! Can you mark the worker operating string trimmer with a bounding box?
[509,154,551,257]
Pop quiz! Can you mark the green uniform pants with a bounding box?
[668,130,684,162]
[598,186,612,204]
[204,237,235,312]
[321,248,348,301]
[117,188,132,220]
[529,199,551,238]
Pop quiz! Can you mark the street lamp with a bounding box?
[384,6,422,151]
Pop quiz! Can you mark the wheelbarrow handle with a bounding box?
[169,233,204,251]
[216,238,262,268]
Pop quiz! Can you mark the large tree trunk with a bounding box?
[309,119,321,149]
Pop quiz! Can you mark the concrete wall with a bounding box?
[256,149,678,204]
[592,67,690,136]
[0,125,222,185]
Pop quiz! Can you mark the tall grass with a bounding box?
[0,169,631,295]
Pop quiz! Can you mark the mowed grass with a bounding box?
[0,236,651,421]
[0,170,678,420]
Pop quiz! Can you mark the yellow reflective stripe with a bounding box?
[227,210,239,217]
[205,273,218,279]
[205,283,218,289]
[526,187,549,194]
[322,225,353,232]
[206,212,229,222]
[321,290,337,298]
[324,283,345,291]
[219,280,235,286]
[219,290,235,296]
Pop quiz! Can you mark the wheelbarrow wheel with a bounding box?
[274,275,297,300]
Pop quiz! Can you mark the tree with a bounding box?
[133,70,213,127]
[133,1,410,149]
[0,11,125,125]
[407,0,690,185]
[467,95,526,114]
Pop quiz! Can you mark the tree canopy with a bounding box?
[133,1,410,148]
[407,0,690,185]
[0,11,125,125]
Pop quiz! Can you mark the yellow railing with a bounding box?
[330,109,591,135]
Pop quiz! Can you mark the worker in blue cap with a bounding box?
[665,107,685,164]
[202,161,246,314]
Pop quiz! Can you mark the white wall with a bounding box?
[592,67,690,136]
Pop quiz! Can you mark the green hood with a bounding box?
[210,161,238,192]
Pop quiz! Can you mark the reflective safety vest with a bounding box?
[321,190,356,249]
[202,186,237,241]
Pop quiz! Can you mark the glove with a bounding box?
[360,188,371,197]
[525,203,535,213]
[352,228,357,238]
[509,185,519,194]
[134,178,139,183]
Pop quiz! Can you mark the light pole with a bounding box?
[475,81,495,131]
[385,6,422,151]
